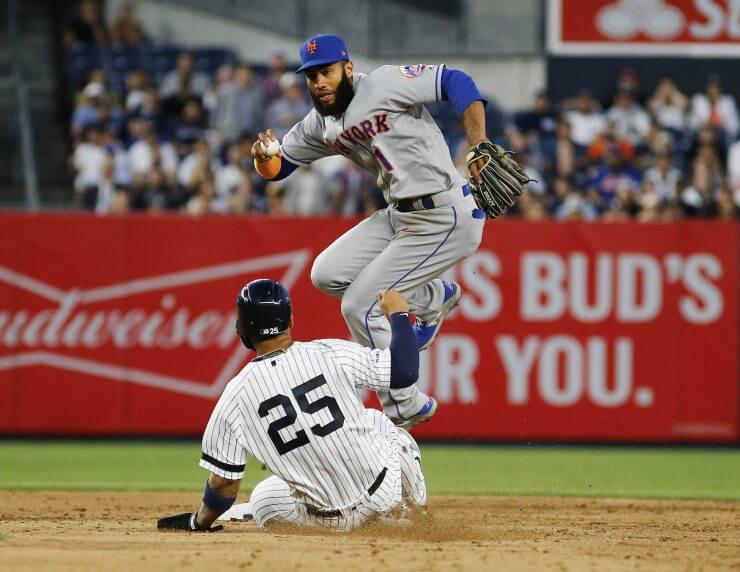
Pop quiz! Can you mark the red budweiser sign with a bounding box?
[0,252,311,398]
[548,0,740,56]
[2,214,738,442]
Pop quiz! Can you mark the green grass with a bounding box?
[0,442,738,501]
[0,531,7,541]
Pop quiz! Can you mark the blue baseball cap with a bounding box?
[295,34,350,73]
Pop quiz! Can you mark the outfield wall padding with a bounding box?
[1,214,737,442]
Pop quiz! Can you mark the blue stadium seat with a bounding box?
[151,44,183,73]
[108,71,127,96]
[68,44,103,90]
[109,44,144,73]
[193,47,237,74]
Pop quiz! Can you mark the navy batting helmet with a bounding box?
[236,279,292,349]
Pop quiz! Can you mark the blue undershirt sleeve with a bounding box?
[389,312,419,389]
[440,67,487,117]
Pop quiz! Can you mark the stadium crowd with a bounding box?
[66,2,740,220]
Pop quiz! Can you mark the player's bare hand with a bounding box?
[376,290,409,317]
[251,129,280,161]
[469,157,486,185]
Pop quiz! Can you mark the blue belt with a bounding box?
[395,184,471,213]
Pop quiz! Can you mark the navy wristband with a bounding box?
[268,158,298,181]
[202,481,237,513]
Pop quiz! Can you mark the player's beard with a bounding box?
[310,71,355,117]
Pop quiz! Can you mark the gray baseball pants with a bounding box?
[311,187,484,418]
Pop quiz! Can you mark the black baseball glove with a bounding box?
[466,141,533,218]
[157,512,223,532]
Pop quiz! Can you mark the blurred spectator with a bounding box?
[109,3,147,46]
[185,180,217,217]
[643,153,681,203]
[607,88,651,147]
[728,137,740,191]
[74,69,120,106]
[514,90,558,141]
[203,64,234,113]
[172,98,207,155]
[687,127,726,187]
[681,161,717,217]
[64,0,107,47]
[589,145,641,208]
[159,52,211,117]
[716,187,739,219]
[636,183,662,222]
[555,192,598,221]
[71,125,108,209]
[261,53,288,105]
[131,168,179,212]
[267,166,332,215]
[125,70,153,112]
[212,63,265,145]
[587,124,635,166]
[644,125,675,159]
[647,76,688,134]
[266,74,311,139]
[515,194,545,221]
[131,88,162,133]
[107,190,131,214]
[213,144,255,213]
[563,91,607,148]
[101,124,131,191]
[177,138,214,193]
[541,120,579,180]
[690,75,739,144]
[616,67,641,101]
[71,82,122,138]
[127,121,178,188]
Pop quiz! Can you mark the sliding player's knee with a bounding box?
[249,476,294,528]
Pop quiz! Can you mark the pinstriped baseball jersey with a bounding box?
[199,339,397,511]
[280,65,466,203]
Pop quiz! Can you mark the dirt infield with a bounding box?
[0,492,737,571]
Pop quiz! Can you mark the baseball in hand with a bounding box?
[260,139,280,157]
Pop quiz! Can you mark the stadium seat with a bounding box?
[193,47,237,74]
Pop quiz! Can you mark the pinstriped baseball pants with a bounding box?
[249,424,426,531]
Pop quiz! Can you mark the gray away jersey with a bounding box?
[280,64,467,203]
[200,340,396,511]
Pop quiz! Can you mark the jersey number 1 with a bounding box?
[258,374,345,455]
[373,146,394,172]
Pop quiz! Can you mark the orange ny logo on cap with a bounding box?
[307,40,318,54]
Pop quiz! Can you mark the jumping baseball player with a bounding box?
[251,34,529,428]
[157,278,426,532]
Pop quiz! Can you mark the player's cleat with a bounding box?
[391,396,437,430]
[414,281,461,351]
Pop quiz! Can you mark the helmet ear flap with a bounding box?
[235,318,254,350]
